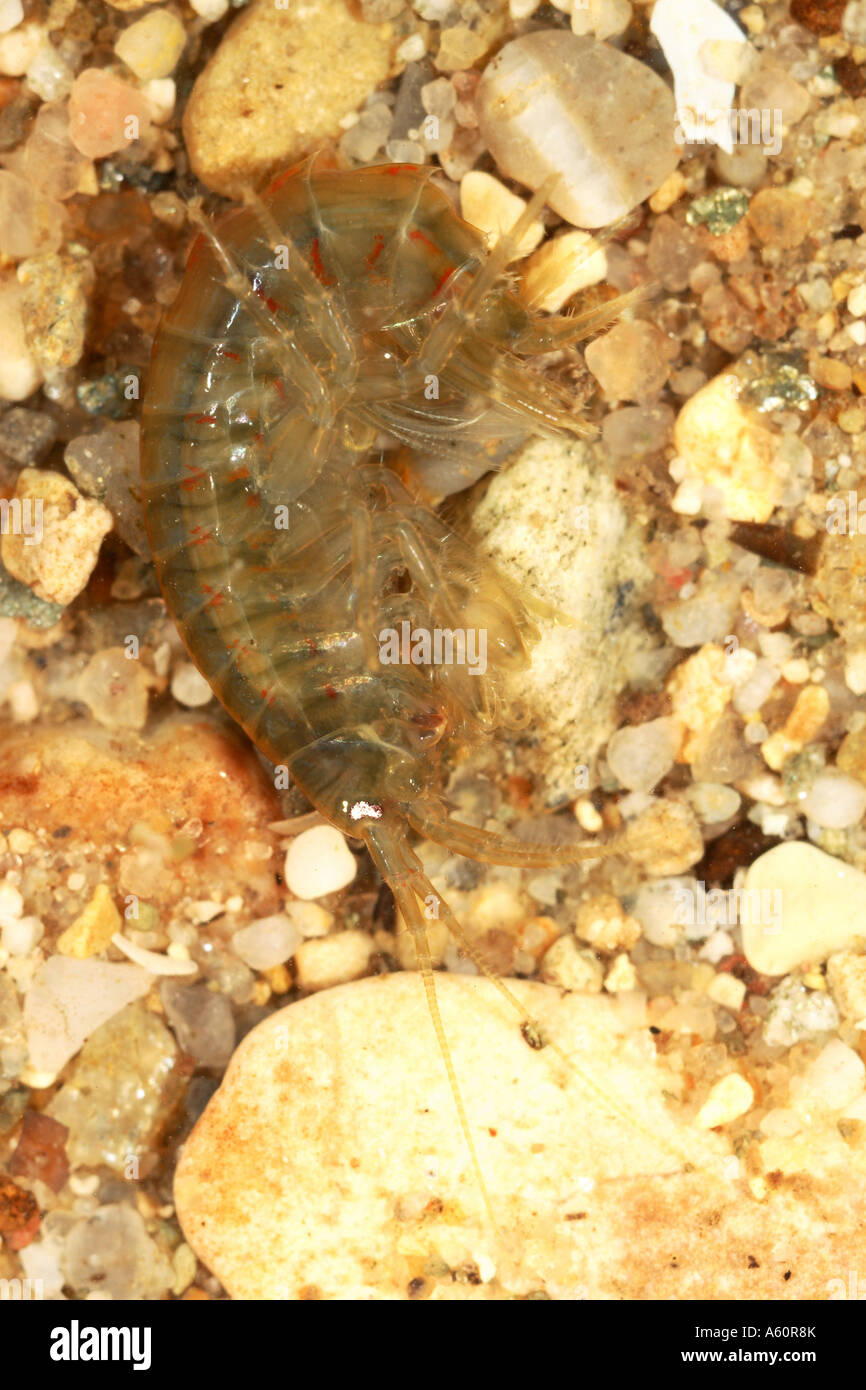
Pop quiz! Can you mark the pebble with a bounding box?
[520,229,607,312]
[24,957,153,1074]
[284,825,357,900]
[231,914,301,971]
[285,899,334,938]
[605,716,680,794]
[18,250,93,371]
[706,971,746,1012]
[672,372,780,523]
[540,935,603,992]
[844,647,866,696]
[748,188,811,250]
[76,648,150,731]
[471,436,651,799]
[0,274,42,400]
[695,1073,754,1129]
[68,68,153,158]
[791,1039,866,1113]
[604,952,637,993]
[56,884,121,959]
[114,8,186,80]
[171,661,213,709]
[191,0,229,18]
[742,842,866,976]
[293,930,374,991]
[625,799,704,877]
[801,769,866,830]
[161,979,235,1067]
[761,684,829,771]
[826,951,866,1021]
[0,172,67,260]
[2,914,43,955]
[476,32,679,229]
[64,422,148,556]
[64,1204,173,1300]
[183,0,399,196]
[686,782,741,824]
[647,215,705,293]
[48,1003,180,1170]
[584,321,672,403]
[459,172,544,259]
[0,717,283,915]
[667,644,731,761]
[0,20,42,74]
[1,469,112,606]
[0,0,22,32]
[575,893,641,952]
[0,406,56,466]
[174,974,726,1299]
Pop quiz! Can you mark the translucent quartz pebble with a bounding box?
[65,422,148,556]
[4,102,92,202]
[24,957,153,1075]
[64,1204,173,1298]
[0,170,67,259]
[76,647,150,730]
[476,32,679,228]
[48,1003,181,1170]
[161,979,235,1067]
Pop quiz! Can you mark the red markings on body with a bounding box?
[309,237,334,286]
[431,265,456,299]
[227,465,251,482]
[409,228,437,254]
[324,683,339,699]
[180,469,206,492]
[365,233,385,270]
[304,637,318,653]
[218,348,242,362]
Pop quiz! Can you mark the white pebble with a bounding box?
[0,0,23,34]
[686,782,741,824]
[284,899,334,937]
[190,0,229,19]
[541,935,604,992]
[293,929,373,991]
[0,20,43,75]
[845,647,866,695]
[605,716,680,794]
[231,914,301,971]
[171,661,213,708]
[476,31,678,228]
[0,879,23,923]
[1,914,43,955]
[651,0,750,155]
[706,971,746,1012]
[284,825,357,900]
[801,769,866,830]
[743,842,866,976]
[792,1038,866,1113]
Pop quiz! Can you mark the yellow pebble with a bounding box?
[56,883,121,958]
[264,963,292,994]
[695,1072,754,1128]
[114,8,186,81]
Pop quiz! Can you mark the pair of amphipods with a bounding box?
[141,160,694,1282]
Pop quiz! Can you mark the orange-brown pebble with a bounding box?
[0,716,283,914]
[748,188,811,249]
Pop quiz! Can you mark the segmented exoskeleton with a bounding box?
[141,160,663,1221]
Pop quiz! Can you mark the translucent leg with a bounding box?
[408,802,616,868]
[364,818,499,1235]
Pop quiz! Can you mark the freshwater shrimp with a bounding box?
[141,159,692,1266]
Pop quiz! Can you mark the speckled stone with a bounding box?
[175,973,728,1299]
[183,0,401,196]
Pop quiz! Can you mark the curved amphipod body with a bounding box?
[141,161,666,1227]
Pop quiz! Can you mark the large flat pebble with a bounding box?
[176,973,731,1299]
